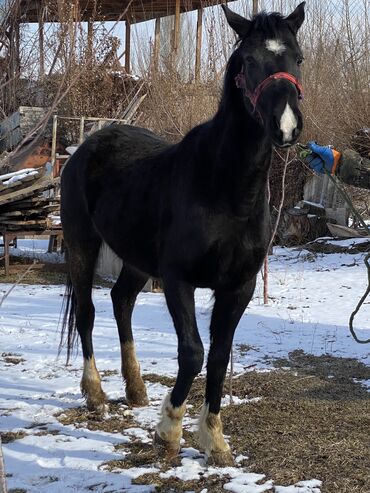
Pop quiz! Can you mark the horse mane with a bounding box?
[234,11,287,45]
[252,11,286,36]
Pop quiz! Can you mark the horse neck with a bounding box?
[208,54,272,216]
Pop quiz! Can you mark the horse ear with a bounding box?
[285,2,306,33]
[221,4,252,39]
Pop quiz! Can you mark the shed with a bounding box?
[3,0,229,82]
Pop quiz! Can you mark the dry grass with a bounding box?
[133,473,233,493]
[0,431,27,443]
[0,259,67,285]
[1,352,25,365]
[0,257,115,287]
[62,351,370,492]
[56,399,135,433]
[143,373,176,388]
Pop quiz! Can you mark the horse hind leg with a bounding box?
[66,235,106,413]
[111,264,149,407]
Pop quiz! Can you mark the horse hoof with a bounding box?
[207,450,234,467]
[86,399,107,415]
[84,389,107,415]
[126,384,149,407]
[153,431,180,459]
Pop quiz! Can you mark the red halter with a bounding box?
[235,71,304,111]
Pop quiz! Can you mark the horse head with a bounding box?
[222,2,305,148]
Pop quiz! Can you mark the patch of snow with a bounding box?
[0,238,64,263]
[221,396,262,407]
[3,169,39,186]
[66,146,78,155]
[0,168,38,182]
[275,479,322,492]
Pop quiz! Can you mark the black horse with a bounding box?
[60,2,305,465]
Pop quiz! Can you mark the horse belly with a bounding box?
[92,198,161,278]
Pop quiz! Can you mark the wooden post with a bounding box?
[14,22,20,78]
[4,233,10,277]
[0,436,7,493]
[173,0,181,52]
[51,115,58,171]
[38,15,45,78]
[38,24,44,78]
[125,20,131,74]
[79,117,85,144]
[153,17,161,72]
[87,20,93,66]
[253,0,259,15]
[195,7,203,81]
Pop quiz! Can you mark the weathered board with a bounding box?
[0,106,50,152]
[0,178,57,207]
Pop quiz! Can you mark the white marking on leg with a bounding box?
[280,102,297,143]
[198,403,230,456]
[156,393,186,445]
[82,356,101,387]
[121,341,148,405]
[81,356,106,411]
[265,39,286,55]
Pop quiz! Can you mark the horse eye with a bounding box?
[246,56,256,66]
[297,57,304,66]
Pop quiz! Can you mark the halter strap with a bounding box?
[235,70,304,111]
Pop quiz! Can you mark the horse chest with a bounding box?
[185,218,268,289]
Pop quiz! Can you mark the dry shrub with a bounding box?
[140,71,219,141]
[1,0,368,211]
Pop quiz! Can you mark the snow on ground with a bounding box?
[0,242,369,492]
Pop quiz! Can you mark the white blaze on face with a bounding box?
[280,103,297,143]
[265,39,286,55]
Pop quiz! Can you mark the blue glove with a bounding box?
[305,141,341,175]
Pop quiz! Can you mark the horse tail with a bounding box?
[59,249,78,365]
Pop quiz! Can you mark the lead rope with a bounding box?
[323,171,370,344]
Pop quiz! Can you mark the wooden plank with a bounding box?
[0,167,38,182]
[0,207,54,217]
[0,217,49,224]
[0,199,56,211]
[0,174,40,194]
[0,179,58,207]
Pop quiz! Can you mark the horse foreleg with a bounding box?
[154,276,204,458]
[111,264,149,406]
[199,278,256,466]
